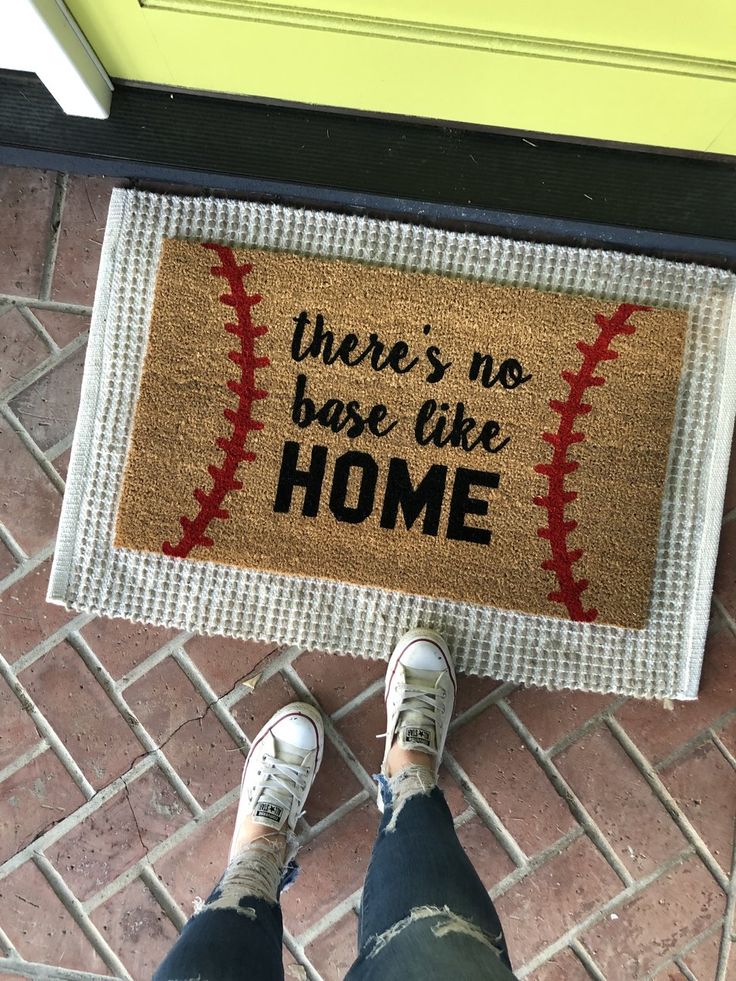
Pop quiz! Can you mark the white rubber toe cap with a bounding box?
[387,628,456,691]
[402,639,447,672]
[271,709,321,752]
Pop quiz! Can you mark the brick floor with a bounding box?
[0,308,48,391]
[0,428,62,556]
[0,163,734,980]
[8,345,85,451]
[530,948,591,980]
[89,877,180,980]
[304,911,359,981]
[555,728,688,877]
[581,857,727,979]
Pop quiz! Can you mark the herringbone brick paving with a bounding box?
[0,166,734,980]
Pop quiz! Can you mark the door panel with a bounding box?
[67,0,736,154]
[140,0,736,61]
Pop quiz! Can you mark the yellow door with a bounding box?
[67,0,736,154]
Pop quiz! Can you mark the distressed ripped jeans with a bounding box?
[154,767,517,980]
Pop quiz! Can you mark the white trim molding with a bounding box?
[4,0,112,118]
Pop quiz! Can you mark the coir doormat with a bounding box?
[117,239,685,629]
[48,191,736,699]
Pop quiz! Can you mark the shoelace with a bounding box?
[376,682,445,741]
[256,754,310,817]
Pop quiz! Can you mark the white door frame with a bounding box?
[2,0,112,118]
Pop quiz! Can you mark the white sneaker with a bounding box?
[229,702,324,862]
[379,628,456,783]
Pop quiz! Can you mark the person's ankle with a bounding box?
[231,817,287,861]
[385,742,435,778]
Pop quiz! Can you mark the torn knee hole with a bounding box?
[368,905,504,959]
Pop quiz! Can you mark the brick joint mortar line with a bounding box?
[495,698,634,887]
[446,679,520,731]
[676,959,699,981]
[453,804,479,830]
[114,633,193,691]
[515,847,696,977]
[33,852,132,979]
[0,540,55,593]
[442,751,528,868]
[715,835,736,980]
[488,826,585,901]
[657,919,727,981]
[606,716,731,893]
[0,328,89,406]
[0,292,93,315]
[0,404,66,495]
[0,922,17,958]
[0,962,111,980]
[282,926,323,981]
[18,305,60,355]
[80,787,240,913]
[171,646,252,751]
[0,753,158,883]
[66,631,206,816]
[0,653,95,802]
[138,863,187,932]
[569,939,606,980]
[296,887,364,949]
[170,641,294,754]
[712,731,736,771]
[43,430,74,464]
[299,790,371,843]
[712,594,736,641]
[642,916,729,981]
[0,522,27,563]
[9,613,97,676]
[329,676,384,722]
[546,695,629,759]
[653,706,736,773]
[282,663,379,797]
[0,738,48,786]
[39,173,68,302]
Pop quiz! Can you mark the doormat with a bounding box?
[116,238,685,629]
[48,190,736,699]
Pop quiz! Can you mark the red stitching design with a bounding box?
[533,302,651,622]
[162,243,269,559]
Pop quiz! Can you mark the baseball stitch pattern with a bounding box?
[533,302,651,622]
[162,243,269,559]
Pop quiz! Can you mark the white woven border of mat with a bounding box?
[48,189,736,699]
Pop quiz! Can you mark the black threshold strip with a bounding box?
[1,71,735,269]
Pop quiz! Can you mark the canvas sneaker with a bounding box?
[379,628,456,789]
[229,702,324,862]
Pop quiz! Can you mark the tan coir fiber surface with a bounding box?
[115,238,687,628]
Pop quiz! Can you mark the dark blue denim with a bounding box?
[154,785,516,980]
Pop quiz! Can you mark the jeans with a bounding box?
[154,772,516,980]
